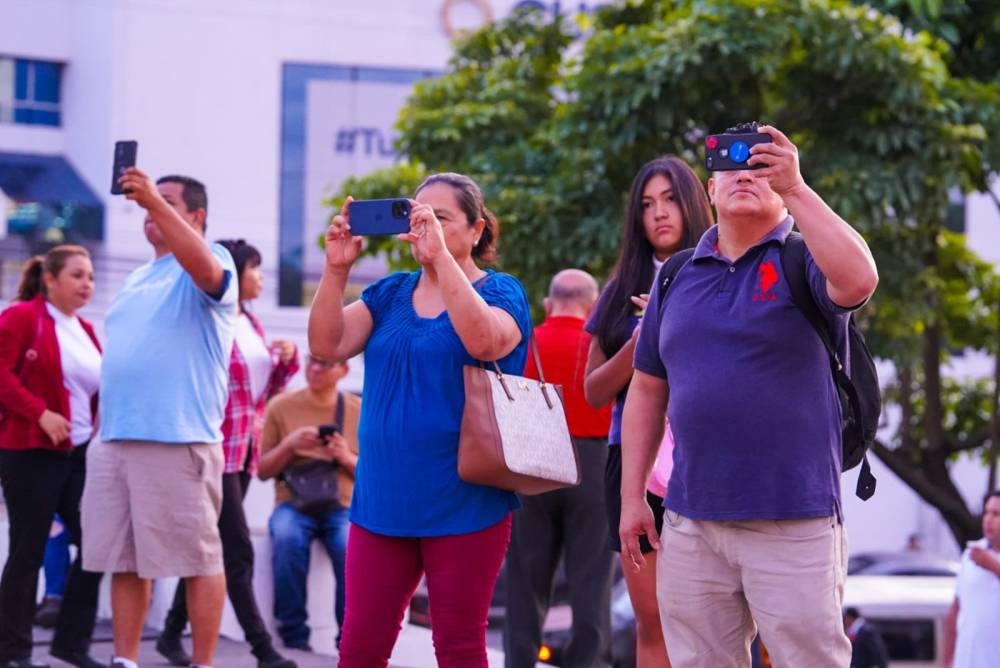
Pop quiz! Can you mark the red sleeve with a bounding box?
[0,303,48,421]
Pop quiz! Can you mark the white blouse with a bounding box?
[234,313,272,403]
[46,302,101,446]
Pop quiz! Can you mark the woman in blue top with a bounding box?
[584,156,712,668]
[308,172,531,667]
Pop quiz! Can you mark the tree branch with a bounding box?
[871,440,979,544]
[946,428,990,455]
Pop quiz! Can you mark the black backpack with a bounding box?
[655,232,880,500]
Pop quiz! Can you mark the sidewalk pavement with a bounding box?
[33,619,509,667]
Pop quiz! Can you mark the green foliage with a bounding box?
[862,0,1000,83]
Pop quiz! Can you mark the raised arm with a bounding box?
[432,256,522,361]
[308,198,374,362]
[119,168,225,296]
[403,200,522,361]
[749,126,878,308]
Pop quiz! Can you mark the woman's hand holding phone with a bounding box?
[400,200,448,267]
[324,197,364,272]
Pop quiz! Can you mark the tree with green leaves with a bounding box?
[330,0,1000,547]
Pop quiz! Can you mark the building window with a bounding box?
[0,56,63,127]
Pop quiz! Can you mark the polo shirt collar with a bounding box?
[692,216,796,261]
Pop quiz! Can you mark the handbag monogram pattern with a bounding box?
[458,337,581,495]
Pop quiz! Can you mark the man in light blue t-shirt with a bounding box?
[81,168,237,668]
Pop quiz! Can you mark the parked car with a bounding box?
[848,551,960,577]
[843,574,956,667]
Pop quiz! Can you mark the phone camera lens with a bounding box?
[730,141,750,164]
[391,201,407,218]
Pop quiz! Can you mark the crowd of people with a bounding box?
[0,122,995,668]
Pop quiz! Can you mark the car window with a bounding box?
[869,618,936,661]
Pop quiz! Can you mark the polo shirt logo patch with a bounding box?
[753,260,779,302]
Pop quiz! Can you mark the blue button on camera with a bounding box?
[729,141,750,164]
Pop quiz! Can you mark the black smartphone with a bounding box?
[349,198,411,236]
[704,132,773,171]
[318,423,341,440]
[110,140,138,194]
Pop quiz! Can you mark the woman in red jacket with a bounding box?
[0,245,104,668]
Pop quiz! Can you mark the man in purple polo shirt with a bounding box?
[620,123,879,668]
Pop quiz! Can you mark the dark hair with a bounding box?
[216,239,261,310]
[986,490,1000,505]
[593,156,714,357]
[843,607,860,619]
[157,174,208,230]
[725,120,763,134]
[414,172,499,264]
[216,238,261,282]
[15,245,91,302]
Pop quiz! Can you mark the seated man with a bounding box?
[258,355,359,651]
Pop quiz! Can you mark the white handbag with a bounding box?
[458,337,580,495]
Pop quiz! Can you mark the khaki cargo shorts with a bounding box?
[81,439,223,579]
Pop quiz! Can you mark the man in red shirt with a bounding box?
[503,269,615,668]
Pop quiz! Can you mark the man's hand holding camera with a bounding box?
[745,125,807,198]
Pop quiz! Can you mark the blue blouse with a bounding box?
[351,269,532,536]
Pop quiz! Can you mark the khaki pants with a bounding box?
[82,439,224,579]
[657,511,851,668]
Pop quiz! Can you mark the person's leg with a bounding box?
[110,573,152,661]
[502,492,561,668]
[269,503,315,649]
[213,473,273,653]
[51,446,105,658]
[318,507,350,634]
[160,580,188,644]
[622,551,668,668]
[337,524,424,668]
[185,573,226,666]
[156,579,193,666]
[422,515,511,668]
[0,449,65,663]
[42,517,71,598]
[36,522,70,628]
[561,438,615,668]
[738,517,851,668]
[658,513,756,668]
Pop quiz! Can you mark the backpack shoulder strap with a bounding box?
[655,248,696,308]
[780,233,842,371]
[335,392,345,427]
[781,232,876,500]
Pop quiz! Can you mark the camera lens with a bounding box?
[730,141,750,164]
[391,201,407,218]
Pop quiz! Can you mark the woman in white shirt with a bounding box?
[0,245,105,668]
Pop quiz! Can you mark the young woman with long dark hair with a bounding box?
[584,157,713,667]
